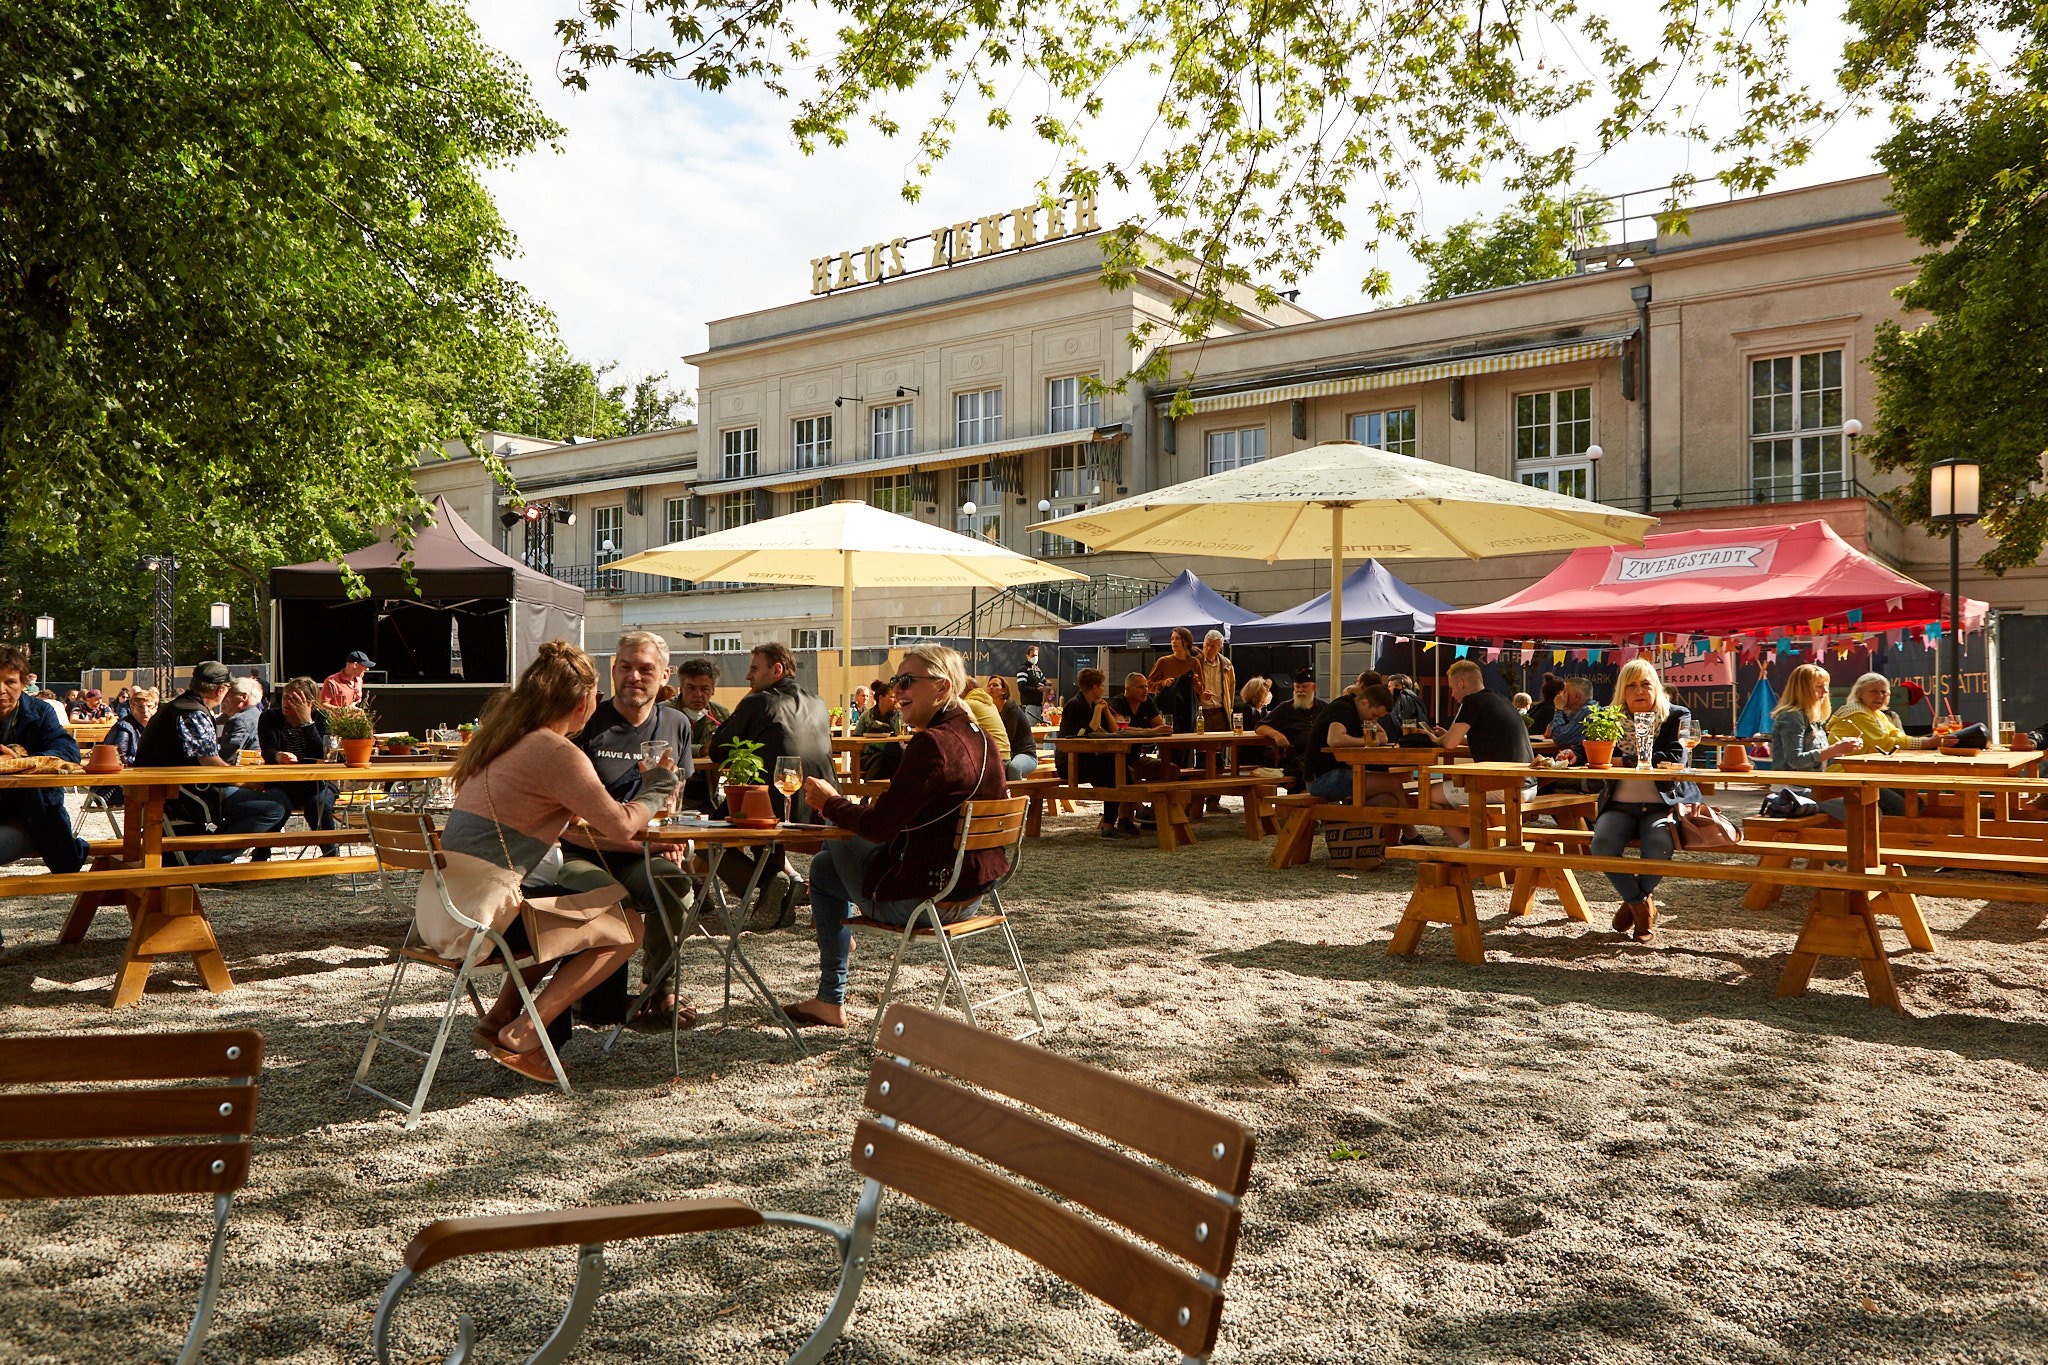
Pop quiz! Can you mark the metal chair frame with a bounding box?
[849,795,1045,1043]
[373,1004,1252,1365]
[351,812,570,1128]
[0,1029,262,1365]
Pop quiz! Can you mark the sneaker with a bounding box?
[746,872,793,932]
[1115,820,1143,838]
[1098,823,1127,839]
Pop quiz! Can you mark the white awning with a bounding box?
[1176,336,1632,416]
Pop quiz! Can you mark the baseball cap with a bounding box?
[192,661,231,687]
[85,689,101,698]
[1293,668,1316,684]
[345,650,376,667]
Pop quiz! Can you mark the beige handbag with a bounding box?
[1673,801,1740,850]
[483,767,637,961]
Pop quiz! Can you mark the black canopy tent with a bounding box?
[268,495,585,732]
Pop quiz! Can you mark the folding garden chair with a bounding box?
[374,1003,1254,1364]
[351,811,568,1128]
[0,1029,263,1365]
[848,794,1045,1043]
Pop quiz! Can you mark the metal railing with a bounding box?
[935,573,1237,638]
[1653,479,1888,513]
[550,563,686,596]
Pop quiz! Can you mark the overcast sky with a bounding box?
[466,1,1891,397]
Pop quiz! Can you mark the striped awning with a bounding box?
[1177,335,1632,416]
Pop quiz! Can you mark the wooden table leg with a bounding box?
[1025,793,1044,839]
[1776,889,1901,1011]
[1388,862,1484,963]
[110,885,232,1007]
[1269,809,1317,868]
[1873,864,1934,952]
[1741,853,1792,911]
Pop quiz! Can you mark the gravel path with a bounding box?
[3,797,2046,1363]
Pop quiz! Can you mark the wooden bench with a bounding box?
[1738,813,2048,910]
[1023,774,1283,848]
[1385,841,2048,1011]
[1266,789,1597,871]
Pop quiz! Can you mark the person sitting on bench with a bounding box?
[1108,672,1182,830]
[1255,669,1323,789]
[1057,668,1138,839]
[1430,659,1535,843]
[0,644,90,900]
[1582,659,1699,942]
[134,661,291,865]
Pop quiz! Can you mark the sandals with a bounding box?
[631,993,699,1031]
[484,1044,560,1083]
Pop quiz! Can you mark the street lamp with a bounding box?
[1842,418,1863,494]
[209,602,230,661]
[1928,456,1981,721]
[961,501,982,670]
[33,615,53,684]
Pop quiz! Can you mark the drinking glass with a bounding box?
[1678,716,1699,769]
[774,756,803,799]
[638,738,672,764]
[1999,721,2018,749]
[1633,714,1654,770]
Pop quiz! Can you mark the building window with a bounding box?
[956,463,1003,543]
[1750,348,1846,502]
[721,426,759,480]
[792,414,833,469]
[895,624,938,638]
[1514,387,1593,499]
[1206,426,1267,475]
[792,484,827,512]
[871,472,914,515]
[870,402,914,459]
[592,505,624,564]
[1047,375,1101,433]
[663,496,689,545]
[708,633,744,653]
[955,388,1002,446]
[1348,407,1416,458]
[717,491,756,529]
[1035,445,1093,556]
[792,627,837,651]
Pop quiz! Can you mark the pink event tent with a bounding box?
[1435,520,1987,642]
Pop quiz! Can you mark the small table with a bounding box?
[601,818,851,1069]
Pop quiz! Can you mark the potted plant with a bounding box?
[457,722,476,743]
[382,733,418,756]
[719,738,777,825]
[1579,704,1625,767]
[326,707,377,767]
[828,705,847,734]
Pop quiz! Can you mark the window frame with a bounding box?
[721,426,760,480]
[707,633,744,653]
[870,472,915,515]
[792,413,834,470]
[1205,426,1267,475]
[954,387,1003,447]
[1347,406,1417,458]
[792,627,837,651]
[1046,375,1102,434]
[1747,346,1848,504]
[1512,386,1594,500]
[870,401,914,459]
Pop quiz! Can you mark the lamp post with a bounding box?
[33,615,53,684]
[1928,457,1981,721]
[960,501,981,671]
[1842,418,1863,495]
[209,602,230,662]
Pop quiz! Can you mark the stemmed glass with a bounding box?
[1678,715,1699,769]
[774,756,803,810]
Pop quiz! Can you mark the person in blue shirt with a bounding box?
[0,644,90,894]
[133,661,290,864]
[1546,676,1596,760]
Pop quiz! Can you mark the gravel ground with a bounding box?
[3,794,2047,1364]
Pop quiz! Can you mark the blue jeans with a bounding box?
[1005,752,1039,781]
[1593,802,1676,902]
[1308,767,1353,801]
[810,836,976,1006]
[194,787,293,865]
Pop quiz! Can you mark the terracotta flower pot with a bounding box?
[85,743,124,775]
[728,783,778,826]
[1718,743,1754,773]
[339,737,376,768]
[1582,739,1616,767]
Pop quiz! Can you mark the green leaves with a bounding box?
[1412,190,1613,301]
[558,1,1822,379]
[1,0,560,602]
[1851,2,2048,571]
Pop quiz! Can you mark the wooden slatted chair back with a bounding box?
[366,811,445,873]
[0,1030,263,1202]
[955,795,1031,853]
[854,1005,1253,1359]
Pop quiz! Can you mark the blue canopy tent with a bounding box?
[1231,559,1453,645]
[1057,569,1261,646]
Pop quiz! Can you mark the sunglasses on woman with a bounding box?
[888,672,941,692]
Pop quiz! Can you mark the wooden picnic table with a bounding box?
[1055,730,1267,784]
[1,760,451,1006]
[1398,760,2048,1010]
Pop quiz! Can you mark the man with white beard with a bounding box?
[1253,668,1322,789]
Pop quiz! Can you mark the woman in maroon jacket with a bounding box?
[787,643,1007,1029]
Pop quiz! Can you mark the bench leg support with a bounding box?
[1777,890,1901,1012]
[111,887,231,1008]
[1742,854,1791,911]
[1389,863,1484,964]
[1874,869,1934,953]
[1269,810,1317,868]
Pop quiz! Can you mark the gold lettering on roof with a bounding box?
[810,193,1102,295]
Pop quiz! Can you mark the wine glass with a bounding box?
[774,756,803,803]
[1678,715,1699,769]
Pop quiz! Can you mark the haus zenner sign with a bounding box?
[811,193,1101,295]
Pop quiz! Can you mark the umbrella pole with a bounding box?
[1330,505,1345,686]
[842,557,855,726]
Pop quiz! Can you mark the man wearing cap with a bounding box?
[135,661,291,863]
[320,651,374,709]
[1254,669,1323,788]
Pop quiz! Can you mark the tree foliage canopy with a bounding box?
[470,346,694,443]
[1413,191,1612,302]
[1846,0,2048,572]
[0,0,559,631]
[557,0,1826,376]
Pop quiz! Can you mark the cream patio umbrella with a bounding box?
[1030,440,1657,681]
[608,500,1087,716]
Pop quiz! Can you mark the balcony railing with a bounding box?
[1654,478,1886,512]
[551,563,686,596]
